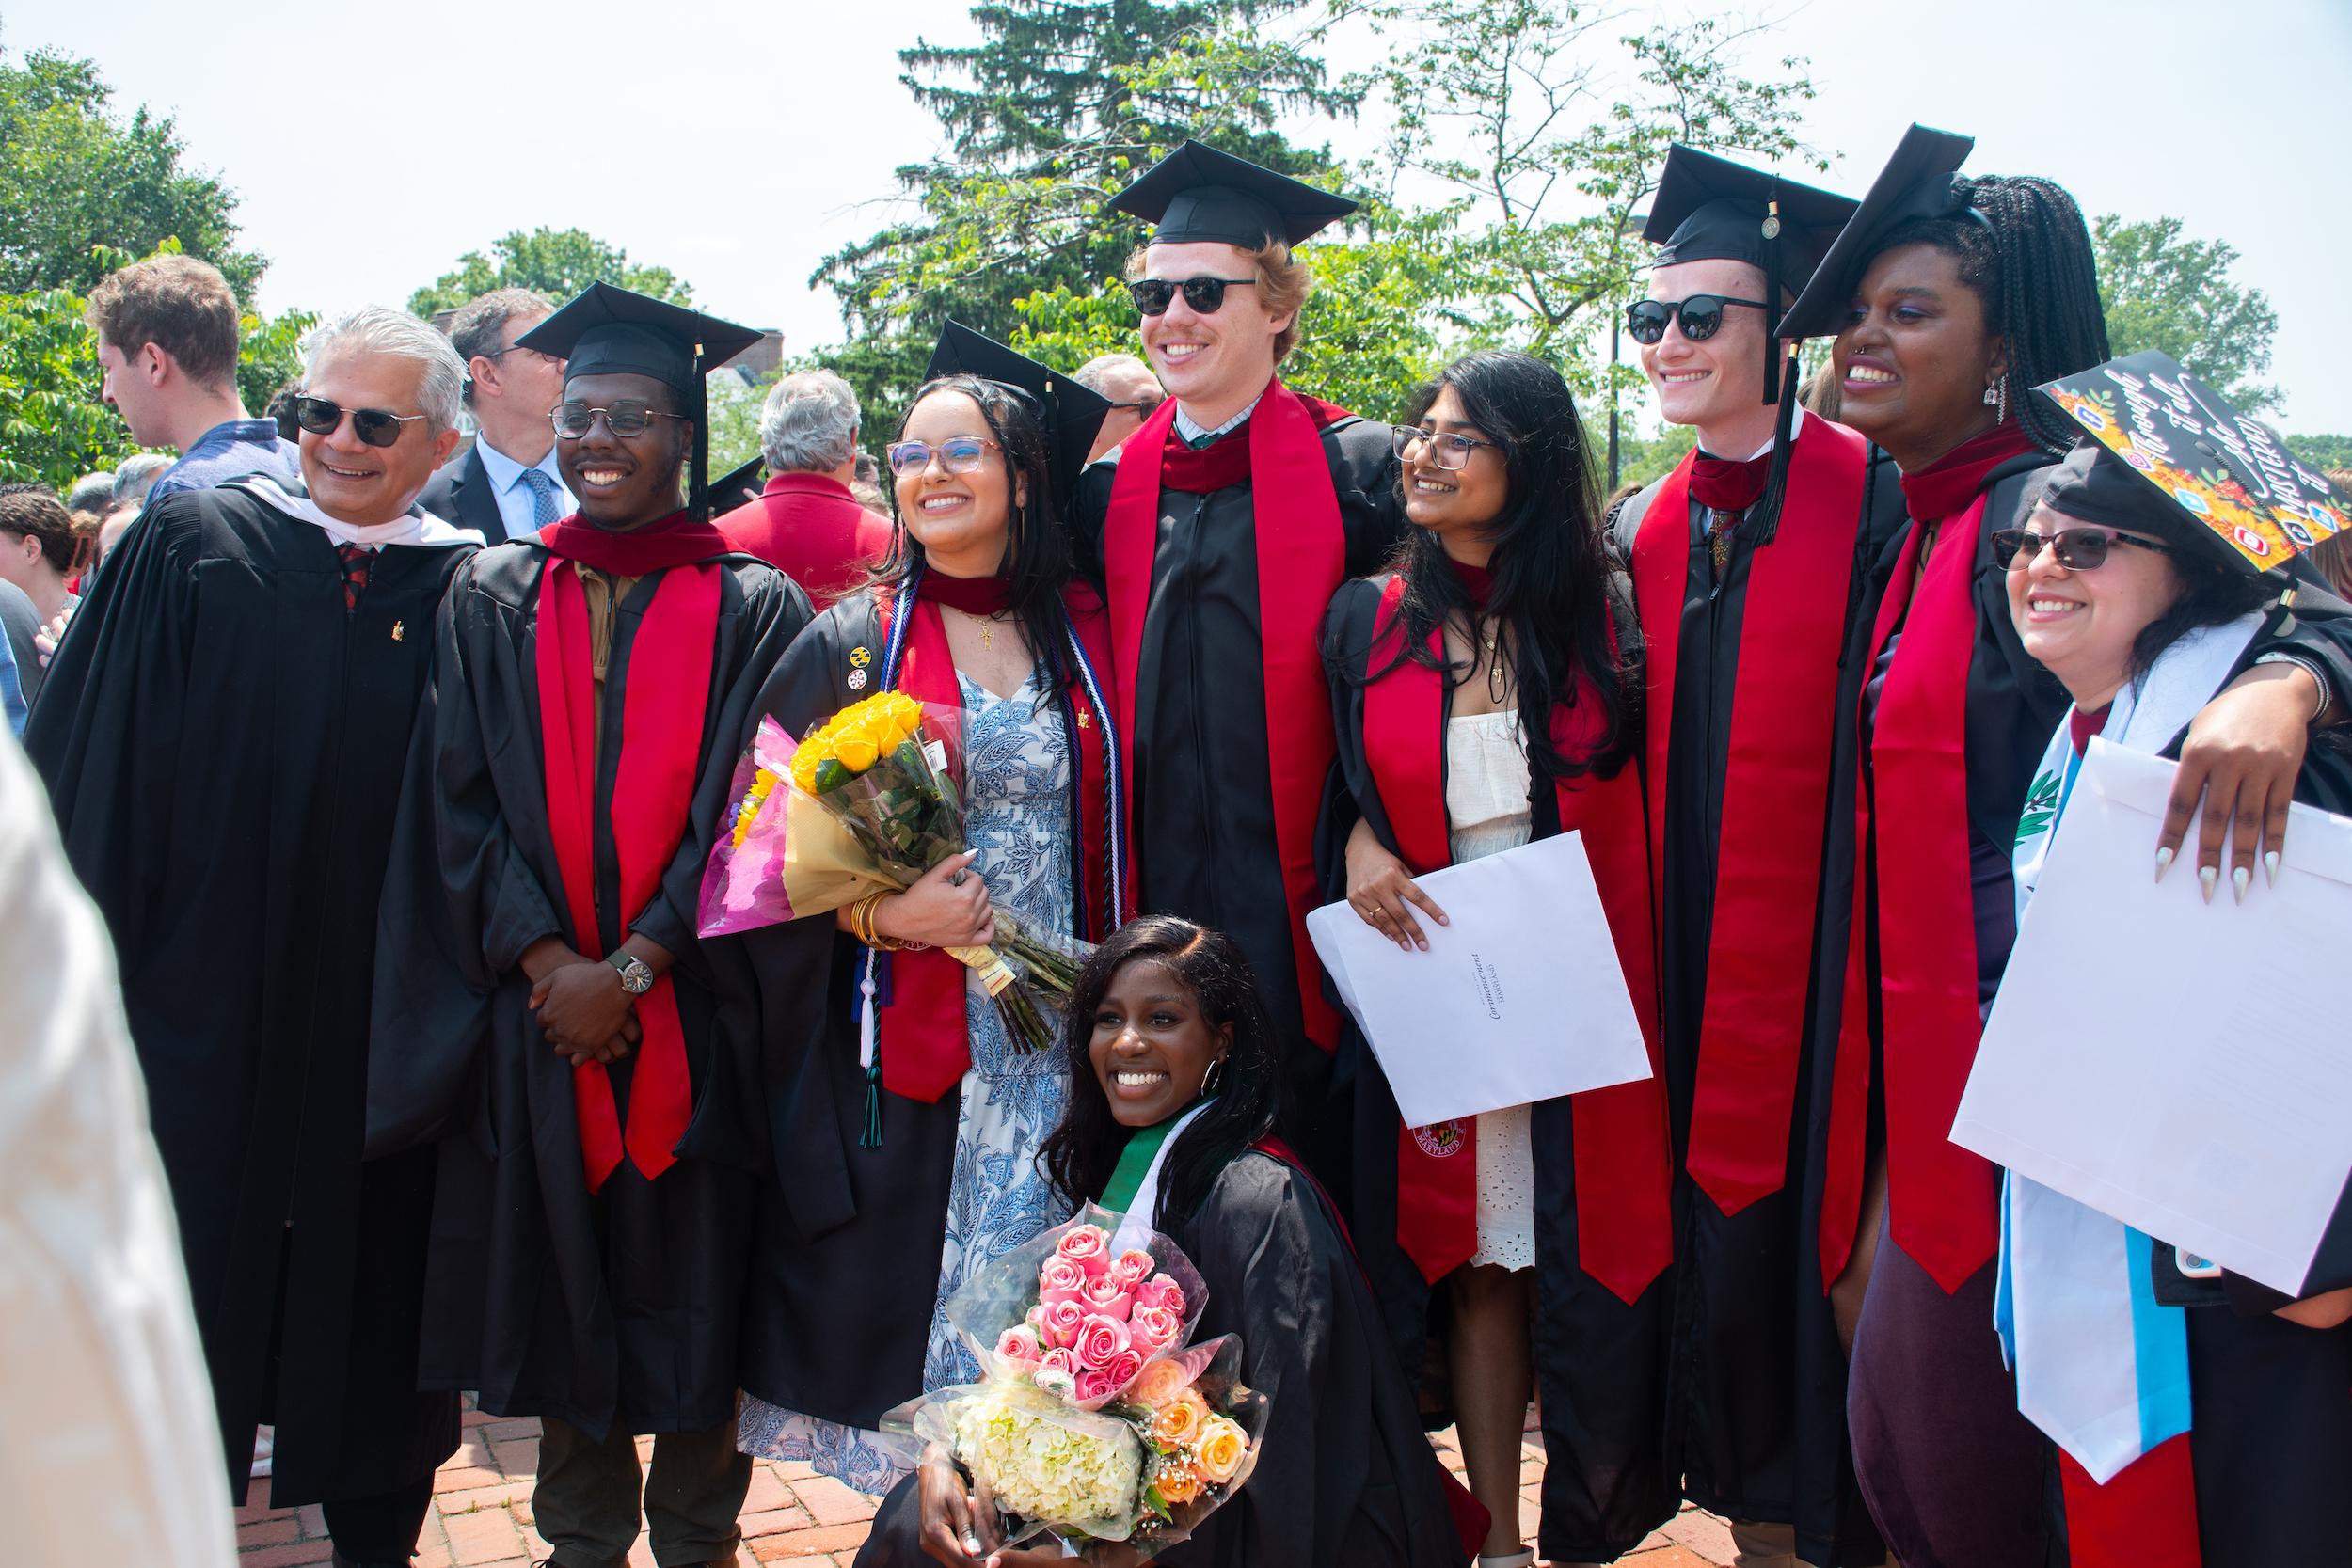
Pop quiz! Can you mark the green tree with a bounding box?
[814,0,1356,434]
[0,41,262,296]
[2094,214,2280,414]
[2287,433,2352,473]
[407,228,692,318]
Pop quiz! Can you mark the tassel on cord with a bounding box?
[1744,352,1804,549]
[861,1060,883,1149]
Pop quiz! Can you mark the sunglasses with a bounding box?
[1625,294,1772,344]
[1992,525,2174,571]
[1128,277,1259,316]
[1392,424,1503,471]
[294,396,428,449]
[550,401,689,439]
[885,436,1003,477]
[1107,397,1164,414]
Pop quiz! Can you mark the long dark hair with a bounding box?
[1869,175,2111,456]
[878,372,1078,701]
[1355,349,1634,779]
[1039,917,1282,1229]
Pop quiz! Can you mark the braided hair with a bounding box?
[1870,175,2110,455]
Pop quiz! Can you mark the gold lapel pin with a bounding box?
[391,621,405,641]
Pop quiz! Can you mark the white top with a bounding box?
[0,741,236,1566]
[1445,708,1537,1271]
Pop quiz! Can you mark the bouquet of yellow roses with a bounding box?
[698,689,1086,1053]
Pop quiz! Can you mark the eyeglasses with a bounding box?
[1107,397,1164,414]
[1625,294,1772,345]
[1392,424,1503,471]
[885,436,1003,477]
[1128,277,1259,316]
[483,343,562,367]
[1992,525,2174,572]
[550,401,689,439]
[294,397,428,448]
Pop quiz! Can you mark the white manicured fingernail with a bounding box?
[2265,849,2280,887]
[2154,846,2174,882]
[2199,864,2218,903]
[2233,865,2249,904]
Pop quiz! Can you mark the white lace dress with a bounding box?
[1447,708,1537,1273]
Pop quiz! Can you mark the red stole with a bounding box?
[2060,1438,2203,1568]
[533,544,721,1193]
[872,585,1126,1102]
[1820,487,2013,1291]
[1630,420,1868,1218]
[1358,576,1673,1302]
[1104,381,1351,1051]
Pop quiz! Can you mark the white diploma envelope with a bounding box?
[1953,739,2352,1294]
[1305,830,1653,1129]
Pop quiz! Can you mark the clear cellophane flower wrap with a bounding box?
[880,1205,1271,1557]
[695,692,1091,1050]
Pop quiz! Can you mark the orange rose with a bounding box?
[1153,1460,1205,1506]
[1196,1415,1248,1484]
[1151,1390,1208,1448]
[1132,1356,1190,1407]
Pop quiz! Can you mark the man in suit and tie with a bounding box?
[418,289,570,544]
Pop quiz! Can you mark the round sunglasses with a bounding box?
[1128,276,1259,316]
[550,401,690,439]
[1992,525,2174,571]
[294,396,428,448]
[885,436,1003,477]
[1625,294,1772,345]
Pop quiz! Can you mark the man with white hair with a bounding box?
[1072,350,1163,461]
[714,367,891,610]
[25,306,483,1568]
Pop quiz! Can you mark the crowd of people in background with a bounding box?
[6,121,2351,1568]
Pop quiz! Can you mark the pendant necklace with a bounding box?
[1483,618,1507,704]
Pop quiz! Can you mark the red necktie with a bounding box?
[335,543,374,611]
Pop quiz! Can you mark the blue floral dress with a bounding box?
[739,667,1078,1493]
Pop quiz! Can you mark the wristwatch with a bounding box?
[608,952,655,995]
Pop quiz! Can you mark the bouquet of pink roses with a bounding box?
[886,1205,1269,1555]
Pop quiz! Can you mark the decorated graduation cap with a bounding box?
[922,319,1112,514]
[1777,124,1978,341]
[517,281,765,520]
[2035,351,2350,575]
[1645,144,1859,408]
[1108,138,1357,248]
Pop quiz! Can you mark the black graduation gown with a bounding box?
[1609,448,1906,1565]
[24,486,470,1508]
[368,540,804,1441]
[1073,416,1404,1158]
[855,1148,1469,1567]
[1313,575,1677,1560]
[728,592,1116,1436]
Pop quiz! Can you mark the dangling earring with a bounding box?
[1984,375,2009,424]
[1200,1056,1228,1099]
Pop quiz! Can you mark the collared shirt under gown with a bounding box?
[24,484,472,1508]
[367,539,805,1442]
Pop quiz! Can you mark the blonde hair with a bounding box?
[1127,241,1315,364]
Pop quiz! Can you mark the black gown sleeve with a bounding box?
[1312,577,1397,904]
[22,494,200,961]
[368,557,561,1156]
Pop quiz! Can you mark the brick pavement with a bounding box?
[232,1403,1739,1567]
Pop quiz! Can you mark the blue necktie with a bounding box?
[517,466,561,531]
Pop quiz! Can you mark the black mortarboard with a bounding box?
[517,282,764,519]
[1107,139,1357,248]
[1645,145,1859,408]
[1778,124,1977,341]
[2035,351,2350,575]
[707,455,767,516]
[923,320,1112,514]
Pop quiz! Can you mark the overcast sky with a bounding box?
[10,0,2347,431]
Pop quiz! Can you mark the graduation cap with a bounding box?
[922,319,1112,514]
[1108,139,1357,248]
[707,454,767,516]
[1777,124,1978,342]
[1644,144,1859,407]
[2035,351,2350,574]
[516,281,764,520]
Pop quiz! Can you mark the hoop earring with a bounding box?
[1201,1057,1228,1099]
